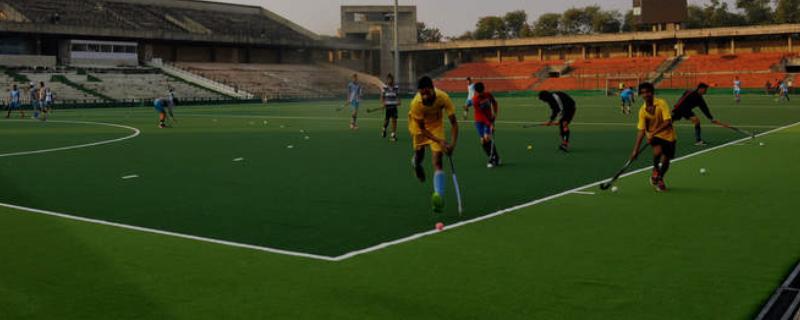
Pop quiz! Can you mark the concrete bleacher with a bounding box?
[0,0,310,41]
[65,71,225,101]
[176,63,380,99]
[1,69,226,104]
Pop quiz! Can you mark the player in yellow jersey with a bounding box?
[409,76,459,213]
[629,82,677,192]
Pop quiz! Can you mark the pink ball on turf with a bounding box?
[435,222,445,231]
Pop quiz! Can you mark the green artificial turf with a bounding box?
[0,95,798,258]
[0,99,797,319]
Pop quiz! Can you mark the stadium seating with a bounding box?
[66,71,226,101]
[0,0,309,41]
[176,63,380,99]
[660,53,790,89]
[0,69,226,103]
[436,61,555,92]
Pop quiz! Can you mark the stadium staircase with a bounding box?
[171,62,380,100]
[659,52,790,89]
[147,60,253,99]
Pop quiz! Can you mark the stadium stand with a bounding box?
[660,53,790,89]
[175,63,381,99]
[0,0,311,41]
[0,68,225,104]
[435,61,553,92]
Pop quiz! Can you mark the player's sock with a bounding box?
[481,141,492,156]
[694,124,702,142]
[491,144,500,164]
[660,160,671,178]
[434,170,445,196]
[352,115,357,125]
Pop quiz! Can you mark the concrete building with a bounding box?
[340,5,417,86]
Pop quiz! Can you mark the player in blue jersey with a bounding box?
[620,86,635,114]
[6,84,24,119]
[346,74,363,130]
[733,76,742,104]
[463,77,476,120]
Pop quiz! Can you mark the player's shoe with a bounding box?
[655,179,667,192]
[650,171,659,186]
[381,128,387,138]
[694,140,707,146]
[558,144,569,153]
[349,123,355,130]
[390,133,398,142]
[431,192,444,213]
[411,157,425,182]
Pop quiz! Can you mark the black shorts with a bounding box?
[385,106,398,119]
[672,109,695,121]
[560,108,576,123]
[650,137,676,159]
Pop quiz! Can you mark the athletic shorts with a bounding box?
[8,102,20,109]
[561,108,576,123]
[671,109,695,121]
[474,121,493,138]
[412,132,445,153]
[465,99,473,107]
[734,88,741,95]
[650,137,676,159]
[153,101,165,113]
[385,106,398,119]
[350,100,360,111]
[621,96,632,104]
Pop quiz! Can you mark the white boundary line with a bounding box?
[0,120,796,262]
[178,113,777,129]
[0,120,141,158]
[331,121,800,261]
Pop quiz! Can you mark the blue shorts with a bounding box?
[153,100,165,113]
[465,99,473,107]
[475,122,493,138]
[350,100,360,111]
[734,88,741,95]
[621,96,632,104]
[8,102,20,109]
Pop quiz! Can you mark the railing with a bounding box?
[147,60,254,99]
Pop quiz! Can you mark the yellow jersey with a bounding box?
[637,98,676,142]
[408,88,456,137]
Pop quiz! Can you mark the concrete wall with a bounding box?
[0,54,55,67]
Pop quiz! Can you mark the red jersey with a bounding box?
[472,92,497,125]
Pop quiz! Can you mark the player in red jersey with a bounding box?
[471,82,500,168]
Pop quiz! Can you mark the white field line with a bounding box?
[178,113,777,129]
[0,120,141,158]
[330,120,800,261]
[121,175,139,180]
[0,202,338,261]
[571,191,596,195]
[0,119,796,262]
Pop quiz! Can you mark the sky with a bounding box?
[219,0,734,37]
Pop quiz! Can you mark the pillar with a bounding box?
[628,43,633,58]
[581,46,587,60]
[652,43,657,57]
[730,38,736,54]
[789,36,794,53]
[444,51,450,65]
[407,53,416,89]
[496,49,502,63]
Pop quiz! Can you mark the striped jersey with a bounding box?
[382,84,400,107]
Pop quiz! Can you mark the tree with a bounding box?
[450,31,474,41]
[474,16,508,40]
[504,10,531,38]
[775,0,800,24]
[591,9,622,33]
[736,0,773,24]
[621,9,638,32]
[686,5,709,28]
[532,13,561,37]
[416,22,443,43]
[561,7,593,34]
[704,0,746,27]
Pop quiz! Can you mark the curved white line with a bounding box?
[0,120,141,158]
